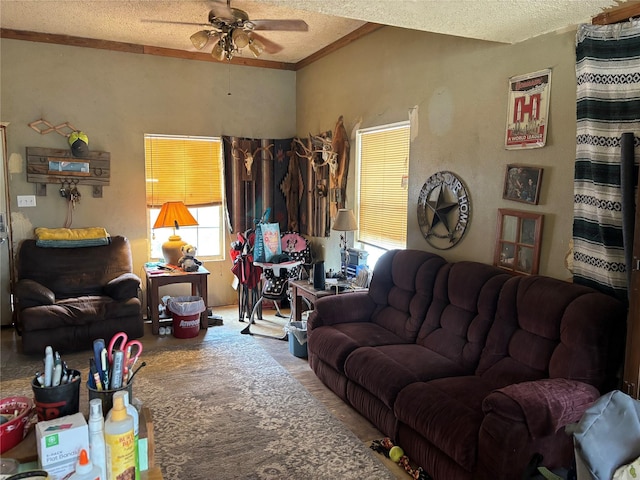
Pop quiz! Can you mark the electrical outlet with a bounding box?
[17,195,37,207]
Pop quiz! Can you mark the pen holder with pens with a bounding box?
[87,381,133,418]
[31,369,81,422]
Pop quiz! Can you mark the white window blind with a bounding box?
[144,135,225,259]
[357,123,410,250]
[145,135,223,207]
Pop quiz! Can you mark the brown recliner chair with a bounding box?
[14,235,144,354]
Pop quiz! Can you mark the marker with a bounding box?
[110,350,124,389]
[93,339,104,363]
[100,347,110,390]
[44,346,54,387]
[90,358,103,391]
[52,352,62,387]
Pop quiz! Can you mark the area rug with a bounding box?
[0,325,394,480]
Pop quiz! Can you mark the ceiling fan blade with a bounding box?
[141,19,210,27]
[251,32,283,54]
[251,19,309,32]
[210,1,236,22]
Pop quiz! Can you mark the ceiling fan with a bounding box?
[146,0,308,61]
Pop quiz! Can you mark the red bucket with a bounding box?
[167,296,205,339]
[172,313,201,338]
[0,396,34,453]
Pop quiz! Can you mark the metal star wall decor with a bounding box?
[417,171,471,250]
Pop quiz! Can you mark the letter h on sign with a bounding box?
[513,93,541,123]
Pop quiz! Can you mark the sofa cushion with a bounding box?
[104,273,141,300]
[368,250,447,342]
[477,275,626,391]
[309,323,407,373]
[344,344,468,408]
[18,296,142,331]
[14,279,55,307]
[417,262,511,370]
[395,376,497,473]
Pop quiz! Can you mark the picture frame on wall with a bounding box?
[494,209,544,275]
[503,165,543,205]
[504,68,552,149]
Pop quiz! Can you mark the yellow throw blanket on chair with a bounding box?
[34,227,110,247]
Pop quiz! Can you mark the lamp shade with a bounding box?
[332,209,357,232]
[153,201,198,230]
[153,202,198,266]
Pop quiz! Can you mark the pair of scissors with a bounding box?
[107,332,143,380]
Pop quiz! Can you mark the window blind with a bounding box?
[145,135,223,208]
[358,124,410,250]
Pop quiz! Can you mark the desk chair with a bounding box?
[241,232,311,339]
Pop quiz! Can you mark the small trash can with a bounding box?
[285,321,308,358]
[167,296,206,338]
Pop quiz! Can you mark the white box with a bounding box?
[36,412,89,480]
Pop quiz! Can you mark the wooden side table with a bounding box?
[289,279,339,323]
[290,279,369,323]
[144,266,210,335]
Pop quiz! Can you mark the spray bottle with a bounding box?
[104,394,135,480]
[88,399,107,480]
[68,448,102,480]
[106,391,139,480]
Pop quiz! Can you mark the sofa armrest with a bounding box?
[14,279,55,308]
[307,291,376,331]
[482,378,600,438]
[104,273,141,300]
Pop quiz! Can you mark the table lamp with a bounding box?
[332,209,358,276]
[153,201,198,266]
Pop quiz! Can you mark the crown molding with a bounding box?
[1,24,383,71]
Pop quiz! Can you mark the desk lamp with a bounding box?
[153,201,198,266]
[332,209,358,277]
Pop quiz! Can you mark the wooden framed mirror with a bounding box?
[494,208,544,275]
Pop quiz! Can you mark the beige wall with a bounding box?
[2,24,579,312]
[1,39,296,307]
[297,27,578,279]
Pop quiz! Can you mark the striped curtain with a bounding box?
[574,20,640,302]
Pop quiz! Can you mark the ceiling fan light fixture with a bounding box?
[190,30,210,50]
[231,28,250,49]
[248,37,264,57]
[211,42,226,61]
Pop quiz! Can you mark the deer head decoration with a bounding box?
[231,140,274,177]
[293,134,337,173]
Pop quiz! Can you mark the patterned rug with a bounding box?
[0,323,394,480]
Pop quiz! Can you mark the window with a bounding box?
[356,122,410,266]
[144,135,225,260]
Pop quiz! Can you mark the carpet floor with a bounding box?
[0,306,400,479]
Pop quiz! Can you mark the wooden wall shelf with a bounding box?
[26,147,110,197]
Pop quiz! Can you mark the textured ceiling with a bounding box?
[0,0,632,64]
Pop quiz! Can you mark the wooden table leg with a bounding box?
[292,283,304,323]
[199,275,208,330]
[148,277,160,335]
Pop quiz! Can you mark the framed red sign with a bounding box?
[504,69,552,150]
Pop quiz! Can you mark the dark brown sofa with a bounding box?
[307,249,626,480]
[14,235,144,354]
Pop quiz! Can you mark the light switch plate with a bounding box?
[17,195,37,207]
